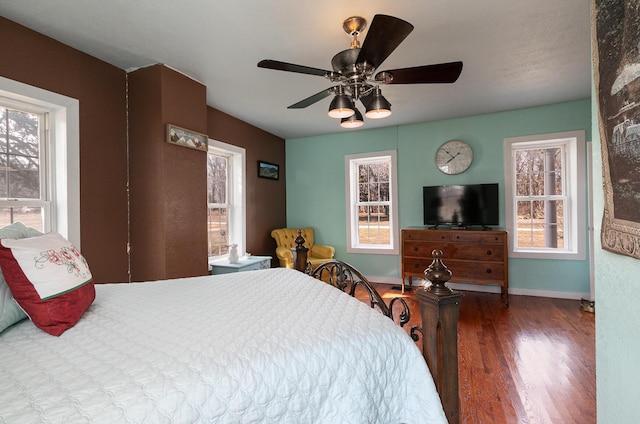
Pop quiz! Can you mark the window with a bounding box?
[504,131,586,259]
[345,150,399,254]
[207,152,229,256]
[207,140,245,260]
[0,101,50,232]
[0,77,79,247]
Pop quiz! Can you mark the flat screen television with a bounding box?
[423,183,499,228]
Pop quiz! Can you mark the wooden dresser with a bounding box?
[402,228,509,305]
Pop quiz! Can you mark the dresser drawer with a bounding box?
[449,260,505,283]
[449,231,505,244]
[403,257,505,283]
[449,243,504,261]
[402,229,450,242]
[242,261,265,271]
[403,241,449,258]
[403,257,438,276]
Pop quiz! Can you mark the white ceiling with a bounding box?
[0,0,592,140]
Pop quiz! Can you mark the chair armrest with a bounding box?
[275,246,294,268]
[310,244,335,259]
[275,246,294,260]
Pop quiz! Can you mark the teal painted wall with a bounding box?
[592,61,640,421]
[286,98,591,294]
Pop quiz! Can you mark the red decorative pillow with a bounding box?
[0,232,95,336]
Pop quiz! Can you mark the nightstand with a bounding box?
[210,255,272,275]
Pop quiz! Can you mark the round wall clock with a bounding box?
[436,140,473,175]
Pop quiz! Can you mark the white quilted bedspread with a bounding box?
[0,268,447,423]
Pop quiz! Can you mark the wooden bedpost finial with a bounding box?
[294,230,309,272]
[424,249,453,295]
[295,229,306,247]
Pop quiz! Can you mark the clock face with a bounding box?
[436,140,473,175]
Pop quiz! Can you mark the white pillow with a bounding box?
[1,232,92,300]
[0,222,43,333]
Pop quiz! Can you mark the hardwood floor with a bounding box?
[366,285,596,424]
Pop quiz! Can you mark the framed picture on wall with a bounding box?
[258,160,279,180]
[166,124,208,152]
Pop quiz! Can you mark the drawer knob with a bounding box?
[413,246,418,252]
[486,268,492,274]
[413,263,420,269]
[486,250,493,256]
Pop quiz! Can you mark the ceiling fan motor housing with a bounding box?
[331,48,375,100]
[331,48,360,74]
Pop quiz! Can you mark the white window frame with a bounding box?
[504,130,586,260]
[0,98,52,230]
[207,139,246,262]
[345,150,399,255]
[0,77,80,247]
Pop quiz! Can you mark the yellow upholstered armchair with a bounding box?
[270,227,335,269]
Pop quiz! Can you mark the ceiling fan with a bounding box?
[257,14,463,129]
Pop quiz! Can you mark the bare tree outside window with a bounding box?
[514,146,565,249]
[356,160,391,245]
[505,131,585,260]
[207,153,229,256]
[346,150,399,255]
[0,105,46,231]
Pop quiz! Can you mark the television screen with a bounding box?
[423,183,499,227]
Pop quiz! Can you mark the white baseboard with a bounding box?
[367,276,403,285]
[507,287,590,301]
[447,282,500,294]
[447,282,589,300]
[366,276,589,300]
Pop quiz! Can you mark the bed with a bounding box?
[0,262,448,423]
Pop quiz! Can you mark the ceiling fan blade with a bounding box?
[375,61,463,84]
[357,15,414,70]
[288,87,336,109]
[258,59,336,78]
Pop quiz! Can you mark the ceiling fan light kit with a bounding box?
[258,14,463,129]
[364,86,392,119]
[327,86,355,118]
[340,107,364,128]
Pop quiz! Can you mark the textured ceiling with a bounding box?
[0,0,592,139]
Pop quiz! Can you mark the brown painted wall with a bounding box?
[0,17,129,283]
[0,17,286,279]
[127,67,166,280]
[207,108,286,263]
[128,65,209,281]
